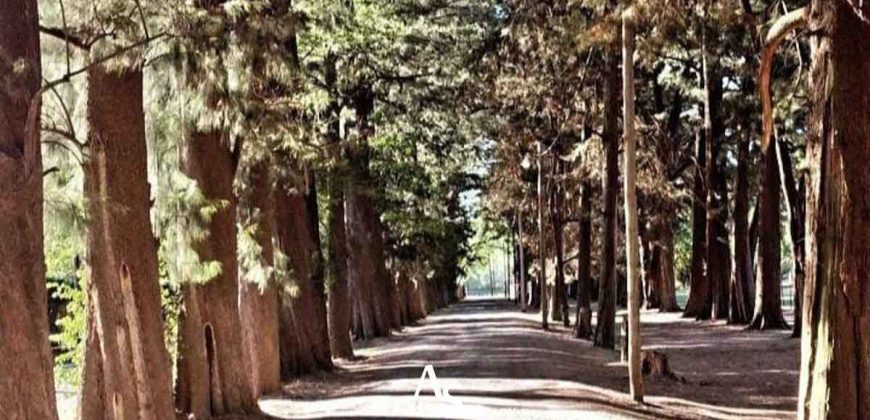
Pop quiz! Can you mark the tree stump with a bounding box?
[641,350,684,383]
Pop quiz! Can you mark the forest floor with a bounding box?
[260,297,799,420]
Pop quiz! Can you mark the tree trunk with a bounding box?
[79,67,175,420]
[575,181,594,338]
[703,43,730,321]
[517,213,528,311]
[748,8,809,330]
[324,54,354,358]
[0,1,58,418]
[749,130,788,329]
[622,9,644,402]
[777,139,805,338]
[176,131,256,418]
[537,141,549,330]
[799,3,869,418]
[346,89,393,339]
[238,161,281,397]
[731,123,755,324]
[683,130,709,318]
[658,215,681,312]
[594,27,620,349]
[275,168,333,376]
[550,160,569,325]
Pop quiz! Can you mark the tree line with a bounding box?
[1,0,484,418]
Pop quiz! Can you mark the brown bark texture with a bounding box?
[345,89,394,339]
[275,168,333,376]
[798,2,870,419]
[0,2,58,418]
[176,131,256,418]
[238,162,282,397]
[78,67,175,420]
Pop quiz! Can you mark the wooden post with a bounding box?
[622,5,644,403]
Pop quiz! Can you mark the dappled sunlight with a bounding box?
[266,299,798,419]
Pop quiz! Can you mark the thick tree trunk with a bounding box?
[594,29,620,349]
[79,67,175,420]
[275,168,333,376]
[345,91,393,338]
[622,10,644,401]
[176,131,256,418]
[683,130,709,318]
[0,2,58,418]
[324,54,354,358]
[326,174,354,357]
[575,182,594,338]
[799,3,869,419]
[238,162,281,397]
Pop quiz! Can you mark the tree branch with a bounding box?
[760,7,807,152]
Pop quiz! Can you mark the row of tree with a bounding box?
[478,0,868,417]
[1,0,485,419]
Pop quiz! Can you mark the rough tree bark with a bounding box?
[0,1,59,418]
[346,87,393,339]
[78,67,175,420]
[594,23,620,349]
[176,131,256,418]
[622,8,644,402]
[275,167,333,376]
[798,2,869,419]
[238,161,281,397]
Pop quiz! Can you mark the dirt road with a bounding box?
[262,298,798,419]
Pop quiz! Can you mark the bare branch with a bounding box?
[760,7,807,152]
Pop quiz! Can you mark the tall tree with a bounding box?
[78,66,175,420]
[176,131,256,417]
[574,181,594,337]
[0,1,59,418]
[275,166,333,375]
[798,2,869,418]
[238,161,281,396]
[750,6,801,330]
[323,53,354,358]
[595,23,620,349]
